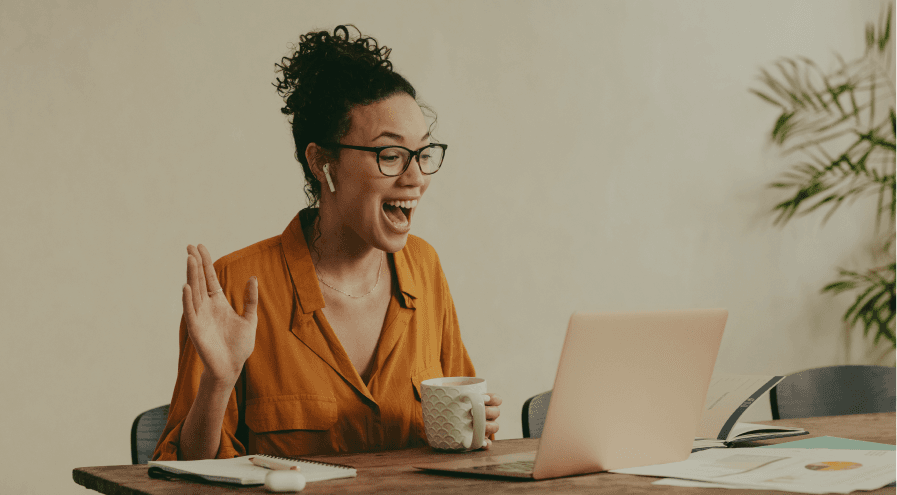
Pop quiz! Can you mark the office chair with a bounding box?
[131,405,170,464]
[521,390,552,438]
[770,365,896,420]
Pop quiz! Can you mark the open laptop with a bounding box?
[414,309,728,480]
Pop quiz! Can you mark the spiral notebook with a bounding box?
[148,454,356,485]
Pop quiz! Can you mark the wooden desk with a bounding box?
[74,413,895,494]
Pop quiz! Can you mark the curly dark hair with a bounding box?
[274,25,424,207]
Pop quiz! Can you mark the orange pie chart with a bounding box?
[804,462,863,471]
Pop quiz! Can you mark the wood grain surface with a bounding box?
[73,413,896,494]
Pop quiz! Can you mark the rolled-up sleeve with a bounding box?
[151,314,246,461]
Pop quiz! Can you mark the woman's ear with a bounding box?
[306,143,336,193]
[305,143,324,180]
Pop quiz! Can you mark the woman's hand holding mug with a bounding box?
[421,377,500,451]
[484,392,502,449]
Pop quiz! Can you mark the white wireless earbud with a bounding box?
[323,163,336,193]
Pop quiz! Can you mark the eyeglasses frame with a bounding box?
[321,142,448,177]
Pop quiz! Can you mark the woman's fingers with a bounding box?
[485,421,500,437]
[484,391,500,444]
[485,393,502,421]
[182,283,197,327]
[485,405,501,421]
[242,276,259,322]
[188,245,208,297]
[187,252,204,311]
[198,244,223,296]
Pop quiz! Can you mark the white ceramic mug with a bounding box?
[420,377,487,451]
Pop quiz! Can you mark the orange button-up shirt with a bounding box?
[153,208,476,460]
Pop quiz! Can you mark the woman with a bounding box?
[153,25,501,461]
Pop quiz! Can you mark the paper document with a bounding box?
[612,447,896,494]
[668,436,896,491]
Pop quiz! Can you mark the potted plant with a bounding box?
[752,4,895,350]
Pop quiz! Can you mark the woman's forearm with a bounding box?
[178,370,237,460]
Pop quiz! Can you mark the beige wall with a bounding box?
[2,1,893,493]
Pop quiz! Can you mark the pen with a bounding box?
[249,457,301,471]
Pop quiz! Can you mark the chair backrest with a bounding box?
[131,405,170,464]
[770,365,896,420]
[521,390,552,438]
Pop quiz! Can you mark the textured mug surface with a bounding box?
[420,377,487,451]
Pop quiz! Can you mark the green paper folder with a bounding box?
[760,435,895,451]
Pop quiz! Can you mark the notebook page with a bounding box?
[148,455,356,484]
[696,375,784,440]
[284,458,357,482]
[150,456,268,484]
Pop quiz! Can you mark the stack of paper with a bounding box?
[612,443,896,494]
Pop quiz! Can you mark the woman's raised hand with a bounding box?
[182,244,258,385]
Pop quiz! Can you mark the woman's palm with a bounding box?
[183,244,258,382]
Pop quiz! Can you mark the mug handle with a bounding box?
[459,392,486,450]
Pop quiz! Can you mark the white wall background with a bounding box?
[2,1,893,493]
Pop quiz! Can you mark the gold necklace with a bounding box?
[316,254,384,299]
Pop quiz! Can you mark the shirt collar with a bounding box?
[391,242,419,307]
[281,208,326,314]
[282,208,419,312]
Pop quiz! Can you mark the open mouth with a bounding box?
[382,199,417,230]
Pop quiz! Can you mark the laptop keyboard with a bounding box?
[470,460,535,474]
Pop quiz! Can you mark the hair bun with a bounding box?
[275,25,396,117]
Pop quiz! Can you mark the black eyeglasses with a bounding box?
[321,143,447,177]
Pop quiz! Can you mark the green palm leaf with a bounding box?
[754,5,896,349]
